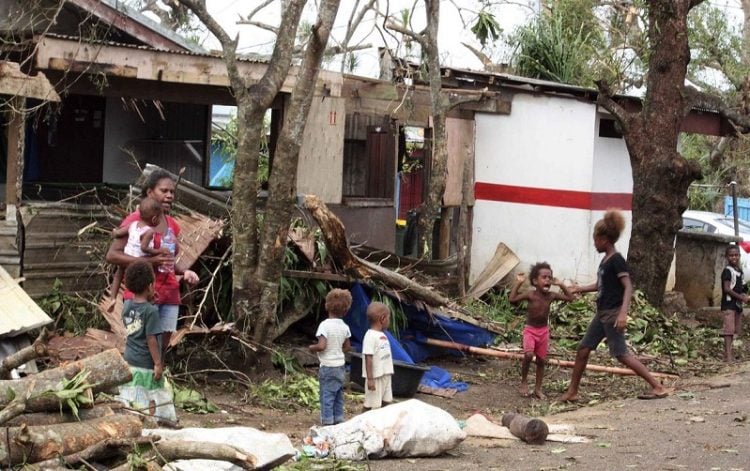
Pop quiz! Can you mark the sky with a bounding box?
[197,0,540,77]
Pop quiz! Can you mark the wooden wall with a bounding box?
[296,96,345,203]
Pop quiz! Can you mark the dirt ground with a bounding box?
[177,351,750,470]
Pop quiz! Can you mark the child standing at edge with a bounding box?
[720,245,747,363]
[560,209,671,402]
[362,302,394,410]
[116,260,176,421]
[509,262,574,399]
[309,289,352,425]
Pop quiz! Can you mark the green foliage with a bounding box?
[470,11,502,47]
[272,349,303,375]
[277,457,365,471]
[680,133,726,211]
[173,383,219,414]
[688,2,745,91]
[511,0,601,85]
[210,112,270,187]
[463,289,523,344]
[37,279,106,335]
[42,370,93,419]
[250,374,320,410]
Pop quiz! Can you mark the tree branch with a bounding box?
[385,20,425,47]
[235,19,278,34]
[446,89,492,110]
[594,79,634,132]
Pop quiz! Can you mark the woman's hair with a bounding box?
[325,288,353,317]
[124,260,155,295]
[594,209,626,243]
[139,169,175,197]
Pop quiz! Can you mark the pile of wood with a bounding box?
[1,332,257,470]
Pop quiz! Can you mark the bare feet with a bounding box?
[559,391,579,402]
[518,383,530,397]
[533,390,547,400]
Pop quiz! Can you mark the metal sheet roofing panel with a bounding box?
[0,265,52,337]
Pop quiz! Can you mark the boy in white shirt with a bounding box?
[362,302,394,409]
[309,289,352,425]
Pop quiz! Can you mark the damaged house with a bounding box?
[0,0,735,304]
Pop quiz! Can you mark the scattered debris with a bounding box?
[463,414,590,444]
[466,242,519,300]
[501,412,549,444]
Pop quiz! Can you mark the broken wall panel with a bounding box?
[19,202,112,298]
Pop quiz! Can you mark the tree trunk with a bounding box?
[152,440,257,470]
[597,1,705,306]
[0,328,48,379]
[253,0,343,344]
[417,0,449,261]
[32,348,132,393]
[0,414,142,466]
[5,406,113,427]
[29,436,154,470]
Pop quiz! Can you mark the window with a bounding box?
[599,118,623,139]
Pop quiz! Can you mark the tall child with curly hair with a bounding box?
[509,262,574,399]
[309,288,352,425]
[560,210,672,401]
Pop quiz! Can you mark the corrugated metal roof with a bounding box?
[0,265,52,337]
[96,0,205,54]
[40,32,270,63]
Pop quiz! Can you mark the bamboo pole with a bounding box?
[422,338,679,379]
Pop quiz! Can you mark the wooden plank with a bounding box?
[444,117,475,206]
[0,61,59,101]
[47,57,138,78]
[35,36,343,97]
[4,96,24,206]
[282,269,351,282]
[297,96,346,203]
[466,242,520,299]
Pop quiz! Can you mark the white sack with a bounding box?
[309,399,466,460]
[143,426,296,470]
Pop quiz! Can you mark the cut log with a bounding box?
[0,328,50,379]
[466,243,520,299]
[5,405,114,427]
[501,413,549,445]
[423,338,679,379]
[30,436,157,470]
[0,414,142,465]
[32,348,132,392]
[0,377,93,412]
[304,195,450,307]
[153,440,258,469]
[0,395,27,425]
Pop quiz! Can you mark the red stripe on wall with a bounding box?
[474,182,632,211]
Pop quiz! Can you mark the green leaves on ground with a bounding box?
[173,383,218,414]
[41,370,93,419]
[251,374,320,410]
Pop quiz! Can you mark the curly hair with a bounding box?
[325,288,353,317]
[529,261,552,286]
[726,244,741,256]
[366,301,390,324]
[594,209,626,243]
[139,169,175,197]
[124,260,155,295]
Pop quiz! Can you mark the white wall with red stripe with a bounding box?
[471,93,635,285]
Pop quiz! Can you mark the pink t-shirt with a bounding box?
[120,211,181,305]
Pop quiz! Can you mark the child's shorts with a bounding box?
[722,310,743,336]
[364,374,393,409]
[522,325,549,360]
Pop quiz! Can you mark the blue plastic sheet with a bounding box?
[342,283,495,391]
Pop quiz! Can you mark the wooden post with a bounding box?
[4,96,26,216]
[438,206,451,259]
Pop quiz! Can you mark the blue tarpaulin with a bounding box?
[342,283,494,391]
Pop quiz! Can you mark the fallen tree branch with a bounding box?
[151,440,257,470]
[0,328,50,379]
[30,436,158,470]
[4,405,113,427]
[304,195,450,307]
[424,338,679,379]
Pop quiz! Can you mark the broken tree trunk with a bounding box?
[501,413,549,445]
[0,378,94,413]
[0,414,142,466]
[423,338,679,379]
[304,195,450,307]
[29,436,157,470]
[0,328,49,379]
[32,348,132,392]
[151,440,258,469]
[5,405,114,427]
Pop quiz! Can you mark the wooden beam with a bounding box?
[0,61,59,101]
[34,36,343,97]
[4,96,25,207]
[282,269,352,282]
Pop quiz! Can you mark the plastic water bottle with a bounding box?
[158,228,177,273]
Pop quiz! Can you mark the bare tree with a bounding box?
[176,0,307,330]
